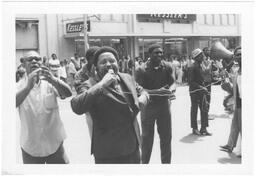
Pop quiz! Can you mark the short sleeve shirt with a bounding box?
[17,76,66,157]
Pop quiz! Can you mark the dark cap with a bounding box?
[85,46,100,62]
[93,46,119,66]
[148,44,162,54]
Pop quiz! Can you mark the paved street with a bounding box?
[16,85,241,164]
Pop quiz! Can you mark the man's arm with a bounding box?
[50,77,72,98]
[16,68,40,107]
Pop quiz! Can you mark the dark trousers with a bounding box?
[21,142,69,164]
[141,101,172,164]
[94,147,140,164]
[205,82,212,110]
[190,92,209,129]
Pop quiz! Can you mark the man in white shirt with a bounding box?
[16,51,72,164]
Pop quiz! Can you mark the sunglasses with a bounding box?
[26,56,42,62]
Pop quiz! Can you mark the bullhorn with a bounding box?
[210,41,233,62]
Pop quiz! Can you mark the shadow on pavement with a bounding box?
[217,152,241,164]
[209,113,231,119]
[180,133,203,144]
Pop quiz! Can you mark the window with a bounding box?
[100,14,112,21]
[221,14,228,25]
[16,20,39,50]
[228,14,235,25]
[213,14,221,25]
[112,14,123,22]
[205,14,213,25]
[197,14,205,24]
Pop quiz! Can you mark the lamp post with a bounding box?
[83,14,89,53]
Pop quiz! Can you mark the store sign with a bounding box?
[137,14,196,22]
[66,21,90,33]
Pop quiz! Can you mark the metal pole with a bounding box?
[83,14,89,53]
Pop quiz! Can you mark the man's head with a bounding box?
[192,48,204,63]
[74,53,79,59]
[85,46,100,67]
[148,44,163,66]
[234,46,241,68]
[51,53,57,60]
[203,47,210,58]
[93,46,119,79]
[23,51,42,74]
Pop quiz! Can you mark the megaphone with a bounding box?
[210,41,233,63]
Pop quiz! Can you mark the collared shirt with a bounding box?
[17,75,66,157]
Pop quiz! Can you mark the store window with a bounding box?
[138,38,187,61]
[88,38,129,59]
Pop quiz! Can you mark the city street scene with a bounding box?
[15,14,242,165]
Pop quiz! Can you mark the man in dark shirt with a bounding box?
[135,44,175,164]
[188,48,212,136]
[71,46,149,164]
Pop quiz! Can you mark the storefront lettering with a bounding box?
[150,14,188,19]
[66,21,90,33]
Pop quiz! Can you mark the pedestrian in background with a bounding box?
[59,61,67,83]
[66,57,77,91]
[220,46,242,157]
[135,44,175,164]
[16,51,72,164]
[188,48,212,136]
[201,47,213,120]
[71,46,149,164]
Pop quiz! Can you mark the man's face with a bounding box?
[150,47,163,64]
[203,48,210,57]
[234,48,241,67]
[195,53,204,63]
[96,52,119,78]
[23,52,42,74]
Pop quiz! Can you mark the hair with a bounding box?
[234,46,241,56]
[93,46,119,66]
[203,47,209,52]
[85,46,100,62]
[20,57,24,63]
[51,53,56,58]
[148,44,162,54]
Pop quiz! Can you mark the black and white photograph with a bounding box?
[1,0,255,175]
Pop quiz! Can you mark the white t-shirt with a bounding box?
[17,76,66,157]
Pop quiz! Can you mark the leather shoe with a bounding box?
[219,145,233,152]
[192,129,200,135]
[200,129,212,136]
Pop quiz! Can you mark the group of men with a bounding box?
[16,43,242,164]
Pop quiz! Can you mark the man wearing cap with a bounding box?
[73,46,100,139]
[188,48,212,136]
[71,46,149,164]
[135,44,175,164]
[16,51,72,164]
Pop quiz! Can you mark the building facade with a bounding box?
[16,14,241,66]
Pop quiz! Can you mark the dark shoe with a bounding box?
[219,145,233,152]
[192,129,200,135]
[200,129,212,136]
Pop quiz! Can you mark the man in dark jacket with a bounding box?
[71,46,149,164]
[188,48,212,136]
